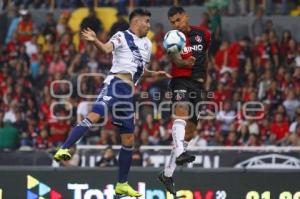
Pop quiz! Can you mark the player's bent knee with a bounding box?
[91,101,107,120]
[87,112,101,123]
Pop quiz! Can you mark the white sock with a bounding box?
[164,141,190,178]
[164,147,176,177]
[172,119,186,157]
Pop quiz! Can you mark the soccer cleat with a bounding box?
[157,172,176,195]
[115,182,142,197]
[53,148,71,162]
[175,152,195,166]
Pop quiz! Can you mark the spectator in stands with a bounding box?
[209,6,222,55]
[5,6,20,44]
[199,12,210,30]
[80,7,103,34]
[286,39,298,65]
[97,127,117,145]
[49,116,71,147]
[226,37,248,71]
[200,119,221,146]
[16,9,34,43]
[0,111,19,149]
[189,129,208,147]
[216,101,236,136]
[56,11,70,37]
[270,113,289,145]
[265,19,275,33]
[258,118,271,144]
[108,11,129,37]
[48,52,66,75]
[140,129,149,145]
[269,30,280,67]
[248,116,260,134]
[87,50,99,73]
[96,146,118,167]
[249,7,265,40]
[289,113,300,134]
[224,130,238,146]
[24,33,38,58]
[14,111,28,135]
[283,90,300,121]
[247,134,260,146]
[265,80,283,110]
[4,101,17,123]
[41,11,57,38]
[295,45,300,67]
[142,114,161,145]
[214,40,229,71]
[280,30,292,60]
[285,127,300,146]
[131,144,144,166]
[158,119,172,145]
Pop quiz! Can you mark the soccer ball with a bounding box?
[163,30,186,54]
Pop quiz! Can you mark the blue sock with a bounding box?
[61,118,92,149]
[118,145,133,183]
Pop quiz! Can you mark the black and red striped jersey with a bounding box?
[171,26,211,79]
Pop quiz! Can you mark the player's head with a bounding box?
[129,8,151,37]
[168,6,189,32]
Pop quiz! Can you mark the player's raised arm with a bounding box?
[144,66,172,78]
[81,27,114,54]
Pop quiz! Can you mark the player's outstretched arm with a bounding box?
[81,28,113,54]
[144,67,172,78]
[169,53,196,68]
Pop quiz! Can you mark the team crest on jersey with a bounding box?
[174,90,186,101]
[175,93,182,101]
[195,35,202,43]
[113,34,122,44]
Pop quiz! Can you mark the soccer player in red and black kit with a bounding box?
[158,6,211,195]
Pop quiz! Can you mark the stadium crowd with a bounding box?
[0,5,299,150]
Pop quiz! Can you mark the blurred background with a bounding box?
[0,0,300,198]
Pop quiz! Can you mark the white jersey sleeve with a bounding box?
[109,31,124,50]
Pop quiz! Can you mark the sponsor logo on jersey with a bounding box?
[182,45,204,53]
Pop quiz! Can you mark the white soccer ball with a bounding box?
[163,30,186,54]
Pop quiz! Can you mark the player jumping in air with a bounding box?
[53,8,170,197]
[158,6,211,195]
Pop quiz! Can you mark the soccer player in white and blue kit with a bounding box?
[54,8,170,197]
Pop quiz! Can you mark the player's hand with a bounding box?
[81,27,97,42]
[155,71,172,78]
[184,56,196,66]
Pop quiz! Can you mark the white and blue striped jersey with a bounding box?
[109,30,152,84]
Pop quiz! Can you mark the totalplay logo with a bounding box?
[27,175,62,199]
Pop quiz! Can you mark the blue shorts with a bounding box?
[91,76,135,133]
